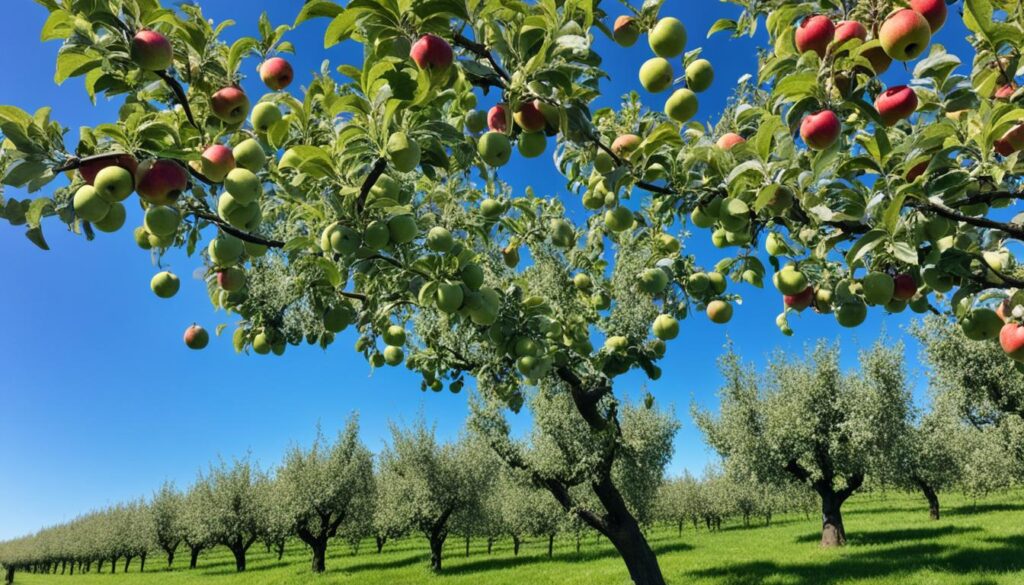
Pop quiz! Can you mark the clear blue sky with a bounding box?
[0,2,972,539]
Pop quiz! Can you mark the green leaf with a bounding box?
[294,0,343,26]
[707,18,737,38]
[54,50,99,85]
[324,8,366,48]
[25,226,49,250]
[227,37,259,76]
[40,9,74,41]
[845,229,887,267]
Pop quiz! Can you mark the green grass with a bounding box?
[15,492,1024,584]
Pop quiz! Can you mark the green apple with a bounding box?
[461,264,484,290]
[426,226,454,252]
[835,301,868,327]
[233,139,266,172]
[224,168,262,204]
[465,110,487,133]
[386,132,421,172]
[518,132,547,158]
[93,202,126,232]
[573,273,593,291]
[639,268,670,294]
[665,88,698,123]
[134,226,153,250]
[150,271,180,298]
[324,304,354,333]
[144,205,181,237]
[685,59,714,93]
[383,345,404,366]
[252,332,272,355]
[652,314,679,340]
[961,308,1002,341]
[649,17,687,58]
[639,57,674,93]
[861,272,895,305]
[480,198,504,219]
[706,300,733,324]
[383,325,407,346]
[775,266,808,296]
[251,102,282,133]
[478,132,512,167]
[604,206,634,232]
[719,198,750,231]
[387,215,418,244]
[550,219,575,248]
[94,166,134,202]
[217,266,246,292]
[363,221,390,250]
[208,233,244,266]
[73,185,111,223]
[436,282,465,313]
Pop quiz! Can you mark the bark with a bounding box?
[3,566,12,584]
[97,559,104,573]
[109,557,118,574]
[124,555,132,573]
[188,545,202,569]
[375,536,386,554]
[912,475,941,520]
[575,533,581,553]
[547,534,555,557]
[308,540,327,574]
[464,535,470,558]
[487,538,494,555]
[60,561,65,575]
[512,536,521,556]
[70,561,75,575]
[230,546,247,572]
[820,491,847,547]
[428,532,446,572]
[140,552,147,573]
[166,549,175,568]
[276,542,285,561]
[677,520,683,537]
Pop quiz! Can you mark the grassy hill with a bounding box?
[14,492,1024,585]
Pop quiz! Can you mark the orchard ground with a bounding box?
[15,492,1024,585]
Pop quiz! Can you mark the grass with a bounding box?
[14,492,1024,585]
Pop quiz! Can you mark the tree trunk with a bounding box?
[110,557,118,574]
[547,534,554,557]
[575,533,581,553]
[677,520,683,537]
[140,552,146,573]
[167,550,175,568]
[124,555,132,573]
[765,511,772,526]
[70,561,75,575]
[375,536,386,554]
[913,475,940,520]
[309,539,327,573]
[276,542,285,561]
[97,559,104,573]
[820,492,847,547]
[487,538,494,555]
[591,476,667,585]
[512,535,521,556]
[231,546,246,572]
[428,533,445,573]
[60,561,65,575]
[465,535,470,558]
[188,546,201,569]
[3,566,12,584]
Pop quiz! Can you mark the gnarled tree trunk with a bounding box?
[912,475,940,520]
[375,535,386,554]
[5,565,14,584]
[428,531,446,572]
[820,491,847,547]
[188,545,202,569]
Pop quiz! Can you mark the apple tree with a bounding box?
[5,0,1024,581]
[193,457,268,572]
[694,341,912,546]
[150,482,184,568]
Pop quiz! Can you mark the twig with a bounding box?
[191,209,285,248]
[910,199,1024,240]
[155,70,202,132]
[356,157,388,215]
[451,32,511,82]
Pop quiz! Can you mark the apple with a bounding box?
[996,124,1024,156]
[93,166,134,202]
[651,314,679,341]
[78,154,138,186]
[259,57,294,91]
[687,273,710,294]
[426,226,454,252]
[134,227,152,250]
[863,44,893,75]
[480,198,504,219]
[835,301,868,328]
[218,193,258,228]
[906,160,929,181]
[613,15,640,47]
[383,346,404,366]
[910,0,947,32]
[223,168,262,204]
[649,17,687,58]
[410,34,453,71]
[716,133,745,150]
[862,272,895,305]
[604,206,634,233]
[135,159,188,206]
[130,30,173,71]
[685,59,714,93]
[879,9,931,61]
[198,144,235,183]
[658,233,681,254]
[800,110,841,150]
[706,300,733,324]
[208,233,244,266]
[573,273,593,291]
[251,102,282,133]
[639,58,674,93]
[93,202,125,232]
[513,100,546,133]
[775,266,808,295]
[217,267,246,292]
[435,282,465,313]
[461,264,484,290]
[612,134,641,157]
[875,85,918,126]
[232,139,266,172]
[518,132,547,158]
[487,104,510,133]
[388,215,418,244]
[834,21,867,45]
[1000,323,1024,361]
[719,198,750,231]
[961,308,1003,341]
[892,273,917,300]
[665,88,698,123]
[784,286,815,312]
[478,132,512,167]
[184,325,209,350]
[465,110,487,133]
[795,15,835,57]
[72,186,110,223]
[995,84,1016,100]
[361,221,389,250]
[639,268,669,294]
[814,288,834,313]
[210,86,250,125]
[151,271,180,298]
[550,219,575,248]
[387,132,421,172]
[143,205,180,237]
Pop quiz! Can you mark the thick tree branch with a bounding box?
[190,209,285,248]
[451,32,511,83]
[784,459,813,484]
[355,157,388,214]
[836,472,864,503]
[910,199,1024,240]
[555,366,614,432]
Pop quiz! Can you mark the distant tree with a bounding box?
[180,479,216,569]
[200,458,268,572]
[258,478,292,562]
[375,420,481,572]
[276,418,375,571]
[151,482,184,567]
[695,342,912,546]
[449,442,501,558]
[654,473,699,536]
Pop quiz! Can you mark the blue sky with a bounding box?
[0,2,974,539]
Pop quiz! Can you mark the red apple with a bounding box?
[906,160,929,181]
[612,134,642,156]
[716,133,746,150]
[995,124,1024,156]
[800,110,841,150]
[488,104,510,133]
[613,16,641,47]
[892,273,917,301]
[200,144,236,183]
[910,0,947,33]
[784,286,815,312]
[136,159,189,205]
[834,21,867,45]
[995,84,1016,100]
[410,34,453,71]
[514,100,546,133]
[795,15,835,57]
[78,154,138,186]
[875,85,919,126]
[130,30,173,71]
[879,9,932,62]
[1000,322,1024,361]
[863,45,893,75]
[210,86,250,125]
[260,57,294,91]
[183,324,209,350]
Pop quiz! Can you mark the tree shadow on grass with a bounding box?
[792,524,981,545]
[338,553,425,574]
[687,536,1024,585]
[437,540,692,576]
[946,501,1024,516]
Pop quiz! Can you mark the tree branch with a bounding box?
[154,70,202,132]
[190,210,285,248]
[451,32,511,83]
[555,366,614,432]
[356,157,388,215]
[911,199,1024,240]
